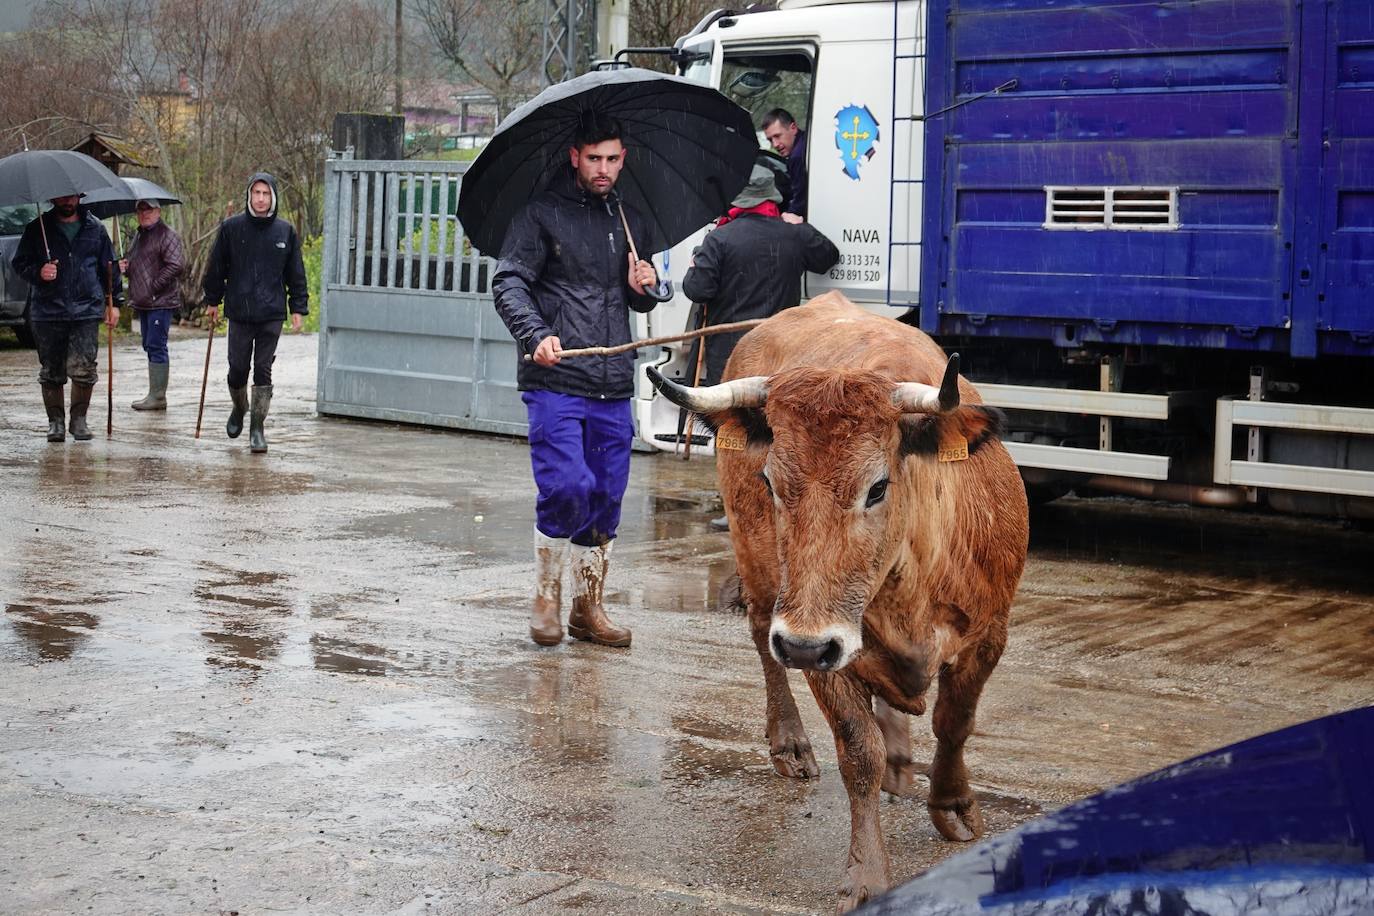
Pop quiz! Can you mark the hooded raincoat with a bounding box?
[201,172,309,323]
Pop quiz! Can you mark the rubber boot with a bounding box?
[42,385,66,441]
[131,362,169,410]
[249,385,272,453]
[69,383,94,441]
[568,542,632,648]
[529,527,568,646]
[226,386,249,438]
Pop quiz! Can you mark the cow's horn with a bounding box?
[646,366,768,412]
[892,353,961,414]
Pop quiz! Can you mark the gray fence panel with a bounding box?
[316,158,527,436]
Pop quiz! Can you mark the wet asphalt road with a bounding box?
[1,328,1372,915]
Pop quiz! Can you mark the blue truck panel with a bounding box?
[921,0,1373,358]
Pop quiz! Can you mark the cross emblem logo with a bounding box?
[833,105,880,180]
[842,116,871,160]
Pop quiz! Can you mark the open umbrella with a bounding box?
[0,149,128,260]
[0,149,127,208]
[81,177,181,220]
[457,67,758,258]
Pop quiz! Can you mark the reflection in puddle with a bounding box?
[5,604,100,662]
[196,564,291,675]
[312,634,398,677]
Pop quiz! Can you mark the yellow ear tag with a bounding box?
[715,420,747,451]
[937,426,969,463]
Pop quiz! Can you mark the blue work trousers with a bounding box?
[138,308,175,364]
[522,390,634,547]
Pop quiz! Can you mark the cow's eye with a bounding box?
[865,479,889,508]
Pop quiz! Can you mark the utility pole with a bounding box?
[394,0,404,115]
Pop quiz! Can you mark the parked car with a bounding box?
[860,705,1374,915]
[0,203,36,347]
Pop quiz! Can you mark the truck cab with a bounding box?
[635,0,922,454]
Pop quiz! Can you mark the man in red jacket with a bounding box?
[119,199,185,411]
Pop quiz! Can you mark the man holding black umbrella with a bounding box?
[11,194,121,442]
[492,112,661,650]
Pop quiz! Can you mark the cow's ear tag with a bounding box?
[937,425,969,463]
[715,420,747,451]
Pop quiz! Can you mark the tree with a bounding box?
[411,0,544,121]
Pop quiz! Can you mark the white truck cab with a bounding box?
[633,1,922,455]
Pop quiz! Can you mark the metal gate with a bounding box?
[316,157,528,436]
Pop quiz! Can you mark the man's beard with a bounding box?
[54,204,77,217]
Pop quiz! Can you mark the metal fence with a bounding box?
[316,157,529,436]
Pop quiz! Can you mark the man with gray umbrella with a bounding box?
[11,193,122,442]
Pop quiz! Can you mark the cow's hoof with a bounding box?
[928,797,984,842]
[769,729,820,779]
[882,753,915,797]
[836,863,887,914]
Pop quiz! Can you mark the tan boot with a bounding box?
[568,542,631,648]
[530,528,568,646]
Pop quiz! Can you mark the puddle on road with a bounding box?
[4,605,100,662]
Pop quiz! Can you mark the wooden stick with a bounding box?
[194,320,214,439]
[683,303,708,461]
[105,260,114,438]
[524,318,766,362]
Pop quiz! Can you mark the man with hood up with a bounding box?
[201,172,308,454]
[492,112,661,650]
[10,193,122,442]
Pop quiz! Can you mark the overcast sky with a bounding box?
[0,1,38,33]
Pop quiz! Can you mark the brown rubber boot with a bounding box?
[568,542,631,648]
[530,528,568,646]
[42,385,66,441]
[69,383,94,441]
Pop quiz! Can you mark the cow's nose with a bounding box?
[772,631,844,671]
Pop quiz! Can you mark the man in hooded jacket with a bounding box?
[202,172,308,454]
[493,112,660,650]
[11,194,122,442]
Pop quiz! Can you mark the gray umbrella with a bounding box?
[457,67,758,257]
[82,176,182,219]
[0,149,128,208]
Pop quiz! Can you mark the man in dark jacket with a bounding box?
[119,199,185,411]
[202,172,308,454]
[492,112,660,650]
[11,194,122,442]
[762,109,808,220]
[683,162,839,387]
[683,163,839,531]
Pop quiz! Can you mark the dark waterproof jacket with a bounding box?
[784,131,809,218]
[682,213,839,385]
[492,171,656,399]
[11,210,122,322]
[201,172,309,323]
[125,219,185,312]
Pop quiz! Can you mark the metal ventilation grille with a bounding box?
[1045,187,1177,230]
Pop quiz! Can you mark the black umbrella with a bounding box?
[0,149,127,208]
[457,68,758,257]
[82,177,182,219]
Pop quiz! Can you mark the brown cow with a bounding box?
[648,292,1028,912]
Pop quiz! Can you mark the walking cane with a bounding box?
[105,260,115,438]
[682,303,708,461]
[194,319,214,438]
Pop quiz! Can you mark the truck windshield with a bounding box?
[679,41,713,85]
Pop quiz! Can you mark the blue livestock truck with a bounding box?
[635,0,1373,521]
